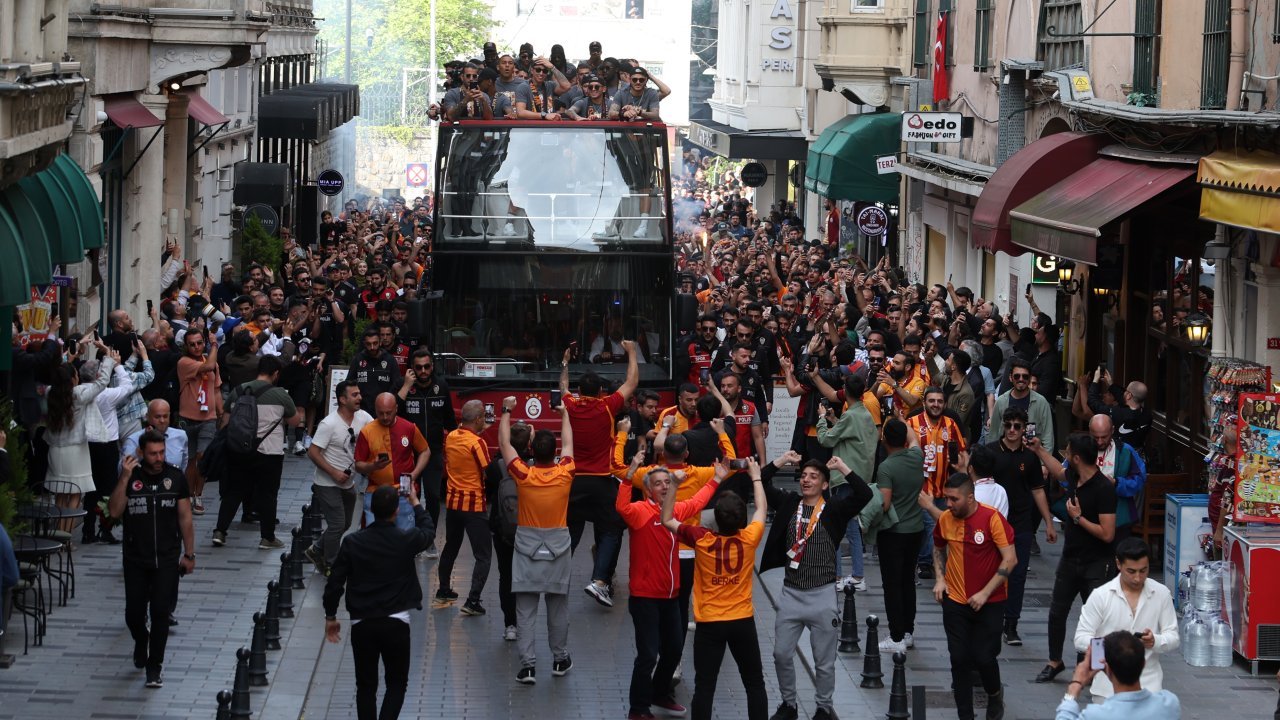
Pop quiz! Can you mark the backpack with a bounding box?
[495,464,520,542]
[226,383,284,454]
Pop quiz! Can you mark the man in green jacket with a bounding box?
[989,358,1055,455]
[816,374,878,591]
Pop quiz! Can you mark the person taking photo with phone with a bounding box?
[354,392,430,535]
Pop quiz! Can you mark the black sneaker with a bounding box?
[516,666,536,685]
[917,565,935,580]
[211,530,227,547]
[813,708,839,720]
[770,703,799,720]
[133,640,147,669]
[144,668,163,688]
[304,545,330,576]
[985,690,1005,720]
[552,656,573,676]
[460,599,486,616]
[1003,624,1022,646]
[167,614,178,627]
[432,588,458,608]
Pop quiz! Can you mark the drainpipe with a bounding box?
[1226,0,1246,110]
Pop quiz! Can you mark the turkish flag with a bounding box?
[933,12,949,105]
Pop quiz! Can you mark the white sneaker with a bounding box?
[634,218,650,238]
[878,637,907,654]
[504,625,518,641]
[903,632,915,649]
[851,577,868,592]
[502,222,516,236]
[836,576,853,592]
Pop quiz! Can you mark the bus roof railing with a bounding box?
[439,120,670,131]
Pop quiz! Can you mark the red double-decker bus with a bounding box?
[426,120,676,435]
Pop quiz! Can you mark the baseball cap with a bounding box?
[589,41,602,51]
[582,73,602,85]
[630,66,649,79]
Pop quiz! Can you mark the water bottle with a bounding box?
[1210,617,1234,667]
[1178,570,1192,613]
[1184,615,1210,667]
[1193,563,1222,613]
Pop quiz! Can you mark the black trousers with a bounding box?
[419,451,445,533]
[568,474,623,584]
[123,560,179,672]
[628,596,683,715]
[84,441,119,537]
[350,616,410,720]
[215,452,284,540]
[1048,556,1113,663]
[493,531,516,627]
[942,598,1005,720]
[691,616,768,720]
[437,509,492,603]
[878,530,922,642]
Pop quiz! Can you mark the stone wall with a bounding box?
[352,126,436,203]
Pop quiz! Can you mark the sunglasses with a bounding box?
[701,326,718,332]
[1002,421,1025,430]
[296,277,311,282]
[735,333,753,340]
[347,427,356,448]
[585,83,602,90]
[1011,373,1031,380]
[413,364,432,371]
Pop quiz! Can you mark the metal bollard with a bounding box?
[216,689,233,720]
[264,582,282,651]
[288,528,306,589]
[309,501,325,547]
[860,614,884,689]
[276,553,294,618]
[248,612,269,687]
[886,651,910,719]
[837,584,860,654]
[231,648,253,719]
[300,503,311,539]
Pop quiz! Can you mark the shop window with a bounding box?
[854,0,885,9]
[1201,0,1230,109]
[1037,0,1085,71]
[975,0,994,71]
[913,0,931,67]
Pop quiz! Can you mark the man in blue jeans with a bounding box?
[986,407,1057,645]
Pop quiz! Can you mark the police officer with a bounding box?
[396,346,457,554]
[109,430,196,689]
[349,327,401,415]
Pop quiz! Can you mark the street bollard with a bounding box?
[838,584,860,654]
[248,612,269,687]
[288,528,306,589]
[300,503,311,539]
[276,553,294,618]
[309,502,325,547]
[264,582,282,651]
[231,647,253,719]
[887,651,910,719]
[216,689,233,720]
[860,614,884,688]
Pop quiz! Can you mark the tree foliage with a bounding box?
[314,0,494,88]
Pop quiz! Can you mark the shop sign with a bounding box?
[875,155,898,174]
[245,204,280,236]
[317,169,344,196]
[741,162,768,187]
[857,206,888,236]
[901,112,962,143]
[763,0,796,73]
[1267,338,1280,350]
[1031,253,1060,284]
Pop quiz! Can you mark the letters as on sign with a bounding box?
[900,112,963,143]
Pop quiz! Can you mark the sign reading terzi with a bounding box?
[901,112,963,143]
[764,0,796,72]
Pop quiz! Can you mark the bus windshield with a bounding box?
[435,124,669,251]
[428,253,673,386]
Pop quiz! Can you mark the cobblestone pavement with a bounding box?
[1,455,1275,719]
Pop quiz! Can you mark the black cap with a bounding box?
[589,41,602,51]
[582,73,602,85]
[483,41,497,50]
[630,66,649,78]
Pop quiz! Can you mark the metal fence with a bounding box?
[358,81,437,128]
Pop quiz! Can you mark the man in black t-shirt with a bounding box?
[395,347,457,546]
[110,431,195,689]
[986,406,1058,646]
[1031,432,1117,684]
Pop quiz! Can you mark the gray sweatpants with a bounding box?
[310,484,357,564]
[516,591,569,668]
[773,583,840,711]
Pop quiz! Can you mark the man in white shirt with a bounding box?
[304,381,373,575]
[1073,538,1178,700]
[121,400,190,472]
[968,445,1009,518]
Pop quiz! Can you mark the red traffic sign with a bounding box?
[406,163,429,187]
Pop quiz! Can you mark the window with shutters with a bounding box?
[974,0,994,71]
[1037,0,1085,71]
[1201,0,1229,109]
[938,0,954,67]
[913,0,931,67]
[1132,0,1158,100]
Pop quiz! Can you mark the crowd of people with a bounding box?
[1,37,1225,720]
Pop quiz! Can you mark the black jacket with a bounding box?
[757,462,873,573]
[323,505,434,620]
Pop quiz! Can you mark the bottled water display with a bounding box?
[1183,614,1210,667]
[1192,562,1224,613]
[1209,617,1234,667]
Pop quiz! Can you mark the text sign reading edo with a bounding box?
[901,112,963,143]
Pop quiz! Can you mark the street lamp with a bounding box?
[1057,259,1080,295]
[1184,312,1211,346]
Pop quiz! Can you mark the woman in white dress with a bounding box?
[44,339,117,517]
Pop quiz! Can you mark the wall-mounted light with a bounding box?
[1185,312,1211,346]
[1057,259,1080,295]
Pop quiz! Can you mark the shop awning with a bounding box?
[1009,157,1194,265]
[258,82,359,141]
[971,132,1109,256]
[182,90,230,128]
[687,119,809,161]
[1198,148,1280,234]
[804,112,901,204]
[0,153,102,302]
[103,94,163,129]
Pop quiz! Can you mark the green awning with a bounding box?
[19,171,83,265]
[804,112,902,203]
[49,154,104,250]
[0,204,38,306]
[0,185,56,282]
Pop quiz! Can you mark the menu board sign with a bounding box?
[1234,393,1280,523]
